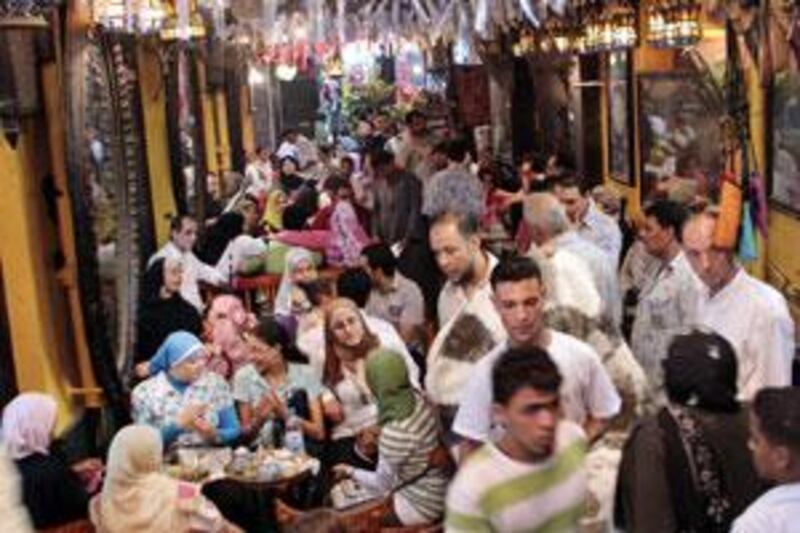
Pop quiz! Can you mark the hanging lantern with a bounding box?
[0,0,59,29]
[646,0,702,48]
[91,0,168,34]
[160,0,206,41]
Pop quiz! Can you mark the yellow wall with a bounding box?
[0,124,78,428]
[602,35,800,326]
[138,43,177,247]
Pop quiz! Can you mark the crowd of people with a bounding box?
[1,108,798,533]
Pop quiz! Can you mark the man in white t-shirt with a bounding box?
[446,347,588,532]
[733,387,800,533]
[453,255,621,458]
[683,210,795,399]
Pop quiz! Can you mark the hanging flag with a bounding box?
[738,200,759,262]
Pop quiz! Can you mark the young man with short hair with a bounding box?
[361,242,426,347]
[453,255,620,456]
[446,347,588,532]
[631,199,701,400]
[733,387,800,532]
[553,173,622,265]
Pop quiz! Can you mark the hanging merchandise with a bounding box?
[714,176,742,250]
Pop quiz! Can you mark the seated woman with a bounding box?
[2,393,89,529]
[204,294,257,380]
[274,247,320,318]
[319,298,382,469]
[135,257,203,365]
[334,350,449,526]
[615,330,765,532]
[233,317,325,450]
[132,331,241,448]
[90,425,239,532]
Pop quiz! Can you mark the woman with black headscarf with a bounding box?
[615,329,766,533]
[134,257,203,366]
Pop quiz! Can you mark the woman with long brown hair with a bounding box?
[320,298,381,470]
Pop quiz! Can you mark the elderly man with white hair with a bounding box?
[523,193,622,328]
[523,193,648,423]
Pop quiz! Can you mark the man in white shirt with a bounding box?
[683,211,795,399]
[446,348,588,532]
[148,215,226,311]
[453,255,620,458]
[631,199,701,400]
[523,192,620,327]
[244,146,273,197]
[426,212,505,428]
[733,387,800,533]
[553,173,623,266]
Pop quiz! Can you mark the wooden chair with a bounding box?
[275,498,388,532]
[38,519,95,533]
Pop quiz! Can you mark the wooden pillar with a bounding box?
[41,61,102,408]
[198,59,219,176]
[137,43,176,246]
[0,124,76,427]
[241,84,256,157]
[214,89,231,172]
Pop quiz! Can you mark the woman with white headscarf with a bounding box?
[274,247,319,316]
[1,393,89,529]
[90,425,238,532]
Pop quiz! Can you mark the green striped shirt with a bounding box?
[445,421,587,532]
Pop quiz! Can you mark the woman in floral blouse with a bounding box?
[132,331,241,448]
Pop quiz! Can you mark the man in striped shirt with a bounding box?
[446,347,587,532]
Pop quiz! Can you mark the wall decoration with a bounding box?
[770,70,800,213]
[607,51,634,184]
[638,72,725,202]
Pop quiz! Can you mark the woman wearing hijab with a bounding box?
[0,445,33,533]
[615,329,765,533]
[133,331,241,448]
[274,247,319,316]
[278,156,305,194]
[324,177,371,268]
[203,294,257,380]
[2,393,89,529]
[135,257,203,365]
[90,425,238,532]
[333,349,449,526]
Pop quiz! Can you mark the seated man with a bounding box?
[361,242,426,350]
[446,347,588,532]
[733,387,800,532]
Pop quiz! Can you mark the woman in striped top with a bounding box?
[333,349,449,526]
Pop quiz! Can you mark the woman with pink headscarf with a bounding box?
[204,294,257,380]
[1,393,89,529]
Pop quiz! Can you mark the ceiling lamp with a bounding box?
[159,0,206,41]
[581,1,638,54]
[646,0,703,48]
[91,0,167,34]
[0,0,59,29]
[275,63,298,81]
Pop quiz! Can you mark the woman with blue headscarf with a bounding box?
[132,331,241,447]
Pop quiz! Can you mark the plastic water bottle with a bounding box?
[283,408,305,455]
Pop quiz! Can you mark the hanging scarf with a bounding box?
[366,349,416,425]
[658,405,734,532]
